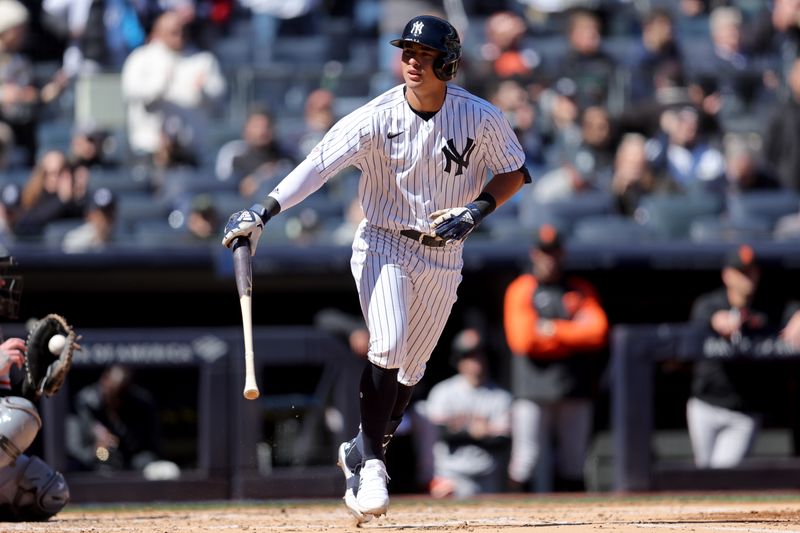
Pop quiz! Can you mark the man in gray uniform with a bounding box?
[0,250,70,521]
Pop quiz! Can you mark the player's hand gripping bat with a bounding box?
[232,237,260,400]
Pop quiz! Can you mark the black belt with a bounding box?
[399,229,446,248]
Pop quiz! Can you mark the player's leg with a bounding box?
[396,245,463,387]
[686,396,720,468]
[345,225,415,516]
[508,398,548,491]
[709,407,760,468]
[553,399,593,491]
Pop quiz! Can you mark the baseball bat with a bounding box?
[232,237,260,400]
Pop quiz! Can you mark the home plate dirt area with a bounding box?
[5,493,800,532]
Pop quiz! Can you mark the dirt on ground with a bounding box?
[5,493,800,532]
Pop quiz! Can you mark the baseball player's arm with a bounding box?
[482,168,528,208]
[547,289,609,351]
[503,275,571,359]
[221,158,325,253]
[429,168,528,242]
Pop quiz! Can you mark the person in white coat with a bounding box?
[120,10,226,167]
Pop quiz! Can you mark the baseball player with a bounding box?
[0,252,71,521]
[222,14,530,522]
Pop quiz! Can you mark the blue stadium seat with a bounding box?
[42,219,84,249]
[689,214,772,243]
[89,168,152,194]
[570,214,655,244]
[637,193,724,240]
[114,191,172,233]
[726,190,800,230]
[519,190,616,234]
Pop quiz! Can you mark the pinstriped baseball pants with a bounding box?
[350,221,463,386]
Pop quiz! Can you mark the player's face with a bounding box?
[401,43,442,87]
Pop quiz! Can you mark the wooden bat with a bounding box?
[232,237,260,400]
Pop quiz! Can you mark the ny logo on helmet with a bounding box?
[411,21,424,36]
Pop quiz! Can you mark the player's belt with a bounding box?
[399,229,446,248]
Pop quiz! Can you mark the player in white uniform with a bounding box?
[222,14,530,522]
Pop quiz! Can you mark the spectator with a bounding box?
[742,0,800,72]
[295,88,336,159]
[120,10,226,170]
[686,244,800,468]
[719,133,780,194]
[610,132,678,216]
[42,0,146,77]
[615,60,720,140]
[489,79,546,174]
[503,224,609,492]
[532,104,616,203]
[61,186,117,253]
[422,328,512,499]
[762,56,800,192]
[0,183,21,242]
[65,364,178,477]
[536,77,582,170]
[646,106,725,193]
[14,150,88,238]
[184,193,220,242]
[552,8,617,110]
[467,10,541,94]
[629,8,683,103]
[696,6,778,131]
[0,121,13,170]
[67,122,118,171]
[0,1,41,167]
[215,106,296,198]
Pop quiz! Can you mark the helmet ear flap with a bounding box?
[433,55,459,81]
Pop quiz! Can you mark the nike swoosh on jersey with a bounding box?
[388,131,404,139]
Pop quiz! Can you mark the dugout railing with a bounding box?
[25,326,358,503]
[611,323,800,492]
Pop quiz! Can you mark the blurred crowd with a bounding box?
[1,0,800,250]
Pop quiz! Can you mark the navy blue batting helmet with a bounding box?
[390,15,461,81]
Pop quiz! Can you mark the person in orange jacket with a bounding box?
[503,224,608,492]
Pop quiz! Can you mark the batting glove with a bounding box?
[429,203,484,243]
[222,204,269,256]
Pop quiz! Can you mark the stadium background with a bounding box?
[1,0,800,509]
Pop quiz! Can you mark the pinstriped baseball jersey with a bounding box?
[308,83,527,233]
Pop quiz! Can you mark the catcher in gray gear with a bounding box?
[0,251,74,521]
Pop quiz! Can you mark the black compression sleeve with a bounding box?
[263,196,281,218]
[471,192,497,218]
[250,197,282,224]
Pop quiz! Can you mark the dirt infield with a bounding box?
[6,493,800,532]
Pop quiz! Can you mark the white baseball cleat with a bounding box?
[356,459,390,517]
[337,441,372,524]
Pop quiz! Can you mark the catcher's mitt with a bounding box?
[23,314,80,400]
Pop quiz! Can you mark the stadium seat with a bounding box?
[114,191,172,233]
[89,168,152,194]
[570,214,655,244]
[519,190,617,235]
[636,193,724,240]
[726,190,800,230]
[42,219,84,249]
[689,214,772,243]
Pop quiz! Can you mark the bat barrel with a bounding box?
[232,237,260,400]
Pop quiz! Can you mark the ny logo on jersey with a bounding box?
[411,21,424,36]
[442,138,476,176]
